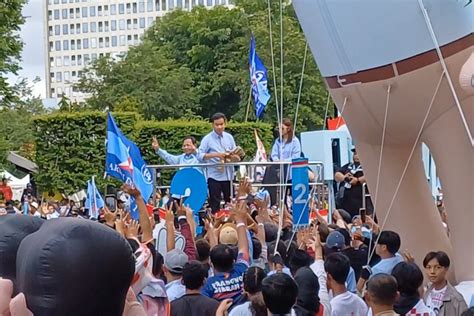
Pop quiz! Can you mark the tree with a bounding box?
[76,42,198,120]
[0,78,47,167]
[77,0,328,130]
[0,0,26,104]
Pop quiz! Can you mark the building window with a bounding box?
[77,39,82,49]
[119,3,124,14]
[147,0,153,11]
[98,21,103,32]
[112,36,117,47]
[133,18,138,29]
[84,54,90,65]
[99,37,104,48]
[76,23,81,34]
[91,22,97,32]
[54,0,59,4]
[147,17,154,26]
[177,0,182,8]
[62,0,67,3]
[91,53,97,61]
[111,20,117,31]
[56,72,62,82]
[139,17,145,28]
[132,2,137,13]
[98,5,102,16]
[91,37,97,48]
[83,38,89,49]
[54,9,60,20]
[64,71,70,82]
[133,34,139,45]
[71,39,76,50]
[119,19,125,30]
[139,1,145,12]
[62,24,68,35]
[75,7,80,18]
[63,40,69,50]
[161,0,166,11]
[126,3,131,13]
[55,57,62,66]
[119,35,126,46]
[55,25,60,35]
[55,40,61,51]
[50,57,54,67]
[70,23,75,34]
[127,35,132,45]
[207,0,212,5]
[49,41,53,51]
[50,73,55,83]
[48,10,52,21]
[71,55,76,66]
[82,7,88,17]
[127,19,131,30]
[104,5,109,16]
[62,9,68,19]
[168,0,174,10]
[110,4,116,14]
[77,55,82,65]
[105,37,110,48]
[64,56,70,66]
[82,22,88,33]
[104,21,109,32]
[89,6,96,16]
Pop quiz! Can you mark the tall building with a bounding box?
[44,0,233,101]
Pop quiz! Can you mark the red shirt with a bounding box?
[0,184,13,201]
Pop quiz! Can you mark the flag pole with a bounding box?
[245,85,252,122]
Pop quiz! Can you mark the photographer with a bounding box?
[335,147,373,219]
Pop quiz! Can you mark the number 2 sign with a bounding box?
[292,158,310,229]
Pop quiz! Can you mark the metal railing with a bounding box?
[147,160,326,208]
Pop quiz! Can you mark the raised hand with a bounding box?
[151,136,160,151]
[237,177,251,198]
[126,220,140,239]
[121,184,141,199]
[103,207,116,227]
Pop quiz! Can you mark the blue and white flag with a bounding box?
[291,158,310,229]
[249,34,271,118]
[85,176,104,219]
[105,113,153,219]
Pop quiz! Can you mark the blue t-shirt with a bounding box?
[371,254,404,276]
[202,252,249,303]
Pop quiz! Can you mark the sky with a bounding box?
[7,0,46,98]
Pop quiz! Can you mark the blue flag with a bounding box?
[291,158,310,229]
[105,113,153,219]
[249,34,271,118]
[85,176,105,219]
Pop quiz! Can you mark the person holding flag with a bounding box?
[249,34,271,119]
[105,112,153,219]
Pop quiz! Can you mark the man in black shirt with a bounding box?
[170,261,219,316]
[335,148,373,218]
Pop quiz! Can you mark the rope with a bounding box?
[275,0,286,254]
[293,42,309,135]
[322,92,331,130]
[417,0,473,146]
[266,0,281,128]
[367,71,445,263]
[367,84,391,263]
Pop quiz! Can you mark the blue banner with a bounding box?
[249,34,271,118]
[85,176,105,219]
[105,112,153,219]
[291,158,310,229]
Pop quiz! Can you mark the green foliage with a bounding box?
[33,112,273,194]
[76,43,198,119]
[0,0,26,104]
[77,0,328,130]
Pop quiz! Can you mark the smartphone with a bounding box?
[359,208,367,223]
[198,210,208,227]
[105,195,117,211]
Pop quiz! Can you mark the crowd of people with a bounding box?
[0,112,471,316]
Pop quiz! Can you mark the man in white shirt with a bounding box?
[164,249,188,302]
[324,253,368,316]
